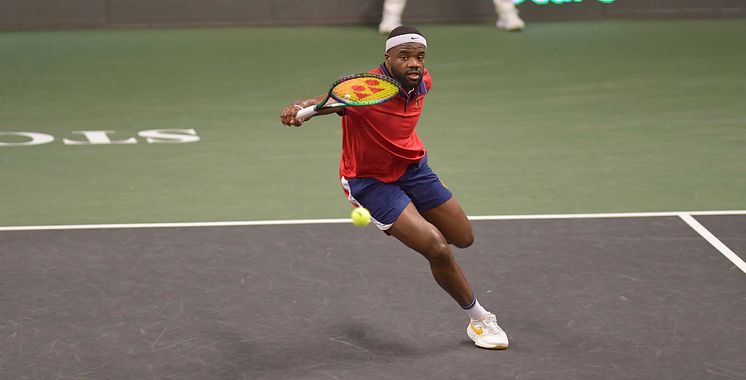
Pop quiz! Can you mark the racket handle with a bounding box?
[296,105,317,121]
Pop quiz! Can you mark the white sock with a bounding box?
[462,297,490,321]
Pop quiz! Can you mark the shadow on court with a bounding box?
[1,216,745,379]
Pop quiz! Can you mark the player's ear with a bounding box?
[384,52,390,64]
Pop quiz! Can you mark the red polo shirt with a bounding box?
[339,64,432,183]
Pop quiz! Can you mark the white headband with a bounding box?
[385,33,427,52]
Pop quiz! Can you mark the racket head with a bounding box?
[329,73,401,106]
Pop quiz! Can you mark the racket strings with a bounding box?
[331,76,400,106]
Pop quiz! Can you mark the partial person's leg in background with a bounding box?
[493,0,525,31]
[379,0,407,34]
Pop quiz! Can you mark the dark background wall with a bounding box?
[1,0,744,30]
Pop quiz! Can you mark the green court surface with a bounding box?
[1,19,744,226]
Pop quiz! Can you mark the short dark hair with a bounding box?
[387,26,424,40]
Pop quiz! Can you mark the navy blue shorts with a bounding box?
[341,154,453,230]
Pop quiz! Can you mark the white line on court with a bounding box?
[0,210,744,232]
[3,210,744,275]
[679,213,746,275]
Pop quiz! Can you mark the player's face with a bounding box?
[385,43,426,90]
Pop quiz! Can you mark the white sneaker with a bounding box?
[496,10,525,31]
[467,313,509,349]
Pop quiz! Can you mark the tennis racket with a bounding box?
[296,73,402,121]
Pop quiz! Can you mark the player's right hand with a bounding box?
[280,103,305,127]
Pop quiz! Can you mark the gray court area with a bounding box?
[1,216,745,379]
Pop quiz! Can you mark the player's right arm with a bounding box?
[280,95,343,127]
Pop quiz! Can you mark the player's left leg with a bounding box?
[421,197,474,248]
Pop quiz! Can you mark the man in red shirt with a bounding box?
[280,26,508,350]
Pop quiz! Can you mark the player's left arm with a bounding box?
[280,95,343,127]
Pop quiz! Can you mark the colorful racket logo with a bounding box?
[332,77,399,105]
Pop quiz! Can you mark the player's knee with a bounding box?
[425,231,453,264]
[452,232,474,249]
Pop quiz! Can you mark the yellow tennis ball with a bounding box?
[351,207,371,227]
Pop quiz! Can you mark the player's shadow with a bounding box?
[327,320,422,357]
[196,320,457,379]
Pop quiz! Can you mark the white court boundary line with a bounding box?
[0,209,744,231]
[679,213,746,274]
[2,210,744,274]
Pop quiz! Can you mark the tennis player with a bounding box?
[280,26,508,350]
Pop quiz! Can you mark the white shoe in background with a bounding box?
[494,0,525,31]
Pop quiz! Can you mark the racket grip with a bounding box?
[296,106,317,121]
